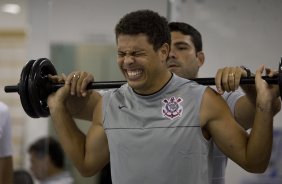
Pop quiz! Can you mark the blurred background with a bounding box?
[0,0,281,183]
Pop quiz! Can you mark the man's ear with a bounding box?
[160,43,170,62]
[196,51,205,67]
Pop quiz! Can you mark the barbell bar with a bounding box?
[4,58,282,118]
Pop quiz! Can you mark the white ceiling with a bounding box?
[0,0,27,30]
[0,0,168,40]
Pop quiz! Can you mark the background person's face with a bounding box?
[29,152,49,181]
[167,31,202,79]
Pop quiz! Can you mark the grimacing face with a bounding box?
[117,34,170,95]
[167,31,204,79]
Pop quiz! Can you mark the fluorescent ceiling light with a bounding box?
[1,3,21,14]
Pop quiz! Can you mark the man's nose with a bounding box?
[124,55,134,65]
[169,50,176,58]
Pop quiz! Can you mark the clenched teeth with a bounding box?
[127,70,142,77]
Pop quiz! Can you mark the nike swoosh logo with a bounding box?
[118,105,127,109]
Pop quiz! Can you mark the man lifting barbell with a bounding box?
[4,9,281,184]
[47,10,280,184]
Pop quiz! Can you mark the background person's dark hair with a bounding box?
[115,9,171,51]
[13,169,34,184]
[28,136,65,169]
[168,22,203,53]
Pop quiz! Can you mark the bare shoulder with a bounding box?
[200,87,233,128]
[202,87,227,110]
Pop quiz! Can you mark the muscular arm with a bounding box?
[67,92,102,121]
[235,84,281,130]
[234,85,257,129]
[49,90,109,176]
[0,156,13,184]
[216,66,281,130]
[201,87,274,172]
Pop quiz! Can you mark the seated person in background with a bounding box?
[28,136,74,184]
[0,101,13,184]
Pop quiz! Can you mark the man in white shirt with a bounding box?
[0,101,13,184]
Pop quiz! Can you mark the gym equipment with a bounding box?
[4,58,282,118]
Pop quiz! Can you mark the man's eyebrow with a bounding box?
[118,49,146,53]
[174,41,190,46]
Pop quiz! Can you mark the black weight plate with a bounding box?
[28,58,57,117]
[19,60,38,118]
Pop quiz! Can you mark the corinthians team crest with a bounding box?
[162,96,183,120]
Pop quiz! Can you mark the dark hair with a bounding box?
[28,137,65,169]
[168,22,202,53]
[115,9,171,51]
[13,170,34,184]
